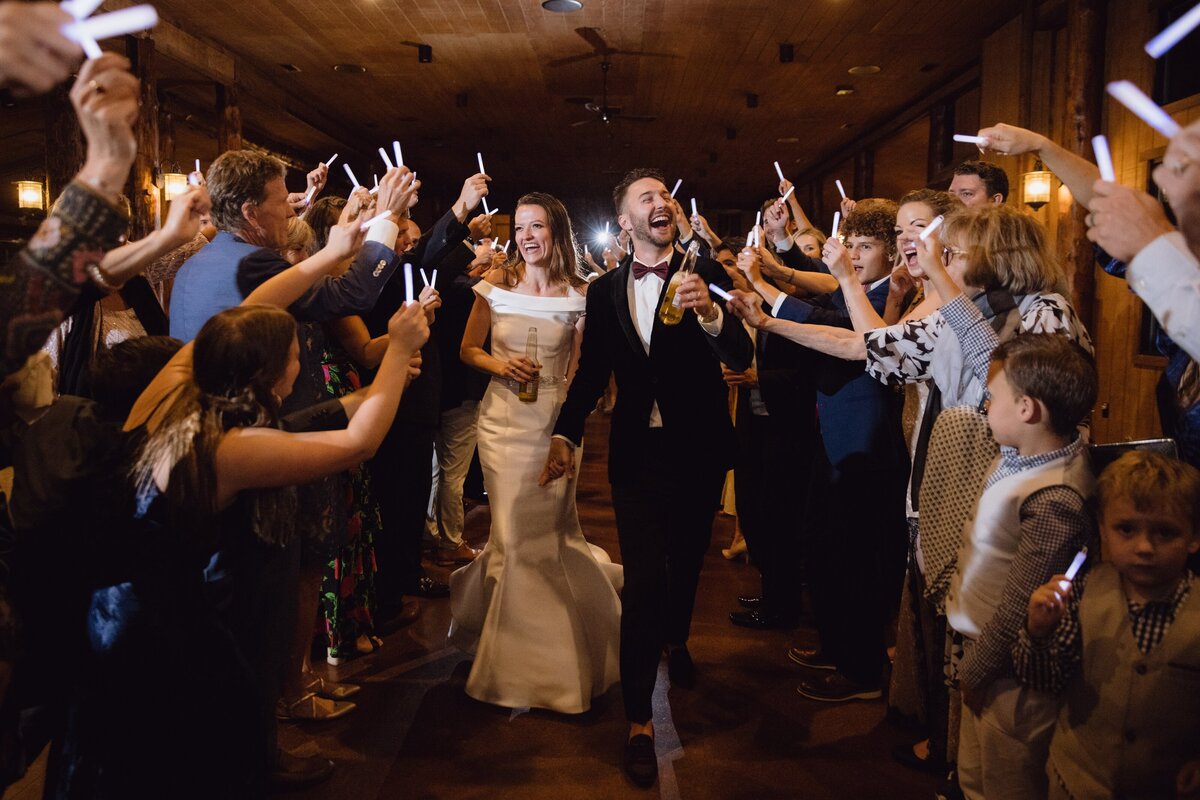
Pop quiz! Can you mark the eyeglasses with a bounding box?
[942,246,967,265]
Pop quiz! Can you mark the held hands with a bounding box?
[1026,575,1073,641]
[728,289,769,328]
[538,438,575,486]
[377,167,419,218]
[72,54,140,200]
[975,123,1044,157]
[821,237,855,283]
[675,272,716,318]
[0,2,81,97]
[161,186,212,248]
[1085,181,1175,263]
[387,297,430,354]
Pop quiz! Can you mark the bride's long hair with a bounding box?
[132,305,299,549]
[494,192,587,290]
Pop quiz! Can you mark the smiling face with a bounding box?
[846,234,890,285]
[618,177,676,248]
[895,201,936,278]
[514,203,554,269]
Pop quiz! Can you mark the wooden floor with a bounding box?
[10,412,939,799]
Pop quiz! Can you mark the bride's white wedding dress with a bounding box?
[449,281,622,714]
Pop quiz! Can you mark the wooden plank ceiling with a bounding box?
[4,0,1019,222]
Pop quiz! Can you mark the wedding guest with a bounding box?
[949,161,1009,207]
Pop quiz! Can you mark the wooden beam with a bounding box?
[127,35,159,240]
[216,83,243,153]
[43,84,83,205]
[1058,0,1106,331]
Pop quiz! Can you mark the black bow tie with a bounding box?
[632,260,669,280]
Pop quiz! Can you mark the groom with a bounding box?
[539,169,752,787]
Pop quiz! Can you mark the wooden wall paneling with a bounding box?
[43,85,83,206]
[127,35,160,242]
[978,16,1024,200]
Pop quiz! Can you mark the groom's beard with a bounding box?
[631,215,675,249]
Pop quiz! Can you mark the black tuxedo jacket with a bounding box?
[552,249,753,484]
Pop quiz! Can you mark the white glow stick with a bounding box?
[78,36,102,58]
[378,147,394,171]
[670,178,682,198]
[1146,1,1200,58]
[62,0,104,19]
[754,210,762,231]
[691,198,698,217]
[476,152,486,175]
[781,185,795,202]
[303,185,316,204]
[430,269,438,290]
[324,153,339,167]
[373,173,379,190]
[194,159,201,173]
[419,267,430,287]
[482,197,493,216]
[404,263,414,304]
[343,163,360,188]
[502,240,510,253]
[1092,135,1116,182]
[63,5,158,45]
[919,214,945,241]
[1107,81,1182,137]
[1064,547,1088,581]
[774,161,785,182]
[835,179,847,199]
[394,141,404,167]
[831,211,840,238]
[369,185,379,196]
[953,134,989,145]
[708,283,734,302]
[359,209,393,231]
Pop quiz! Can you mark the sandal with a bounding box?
[275,692,356,722]
[303,674,361,700]
[355,634,383,655]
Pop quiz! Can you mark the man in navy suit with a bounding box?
[540,169,752,789]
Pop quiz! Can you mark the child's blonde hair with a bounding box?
[1098,451,1200,532]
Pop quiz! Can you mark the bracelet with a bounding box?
[86,262,121,292]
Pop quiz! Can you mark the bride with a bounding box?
[450,192,622,714]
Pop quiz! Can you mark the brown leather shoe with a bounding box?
[435,541,481,565]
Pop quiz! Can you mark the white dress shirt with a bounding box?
[1128,231,1200,362]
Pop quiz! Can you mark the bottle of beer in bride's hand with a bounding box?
[518,326,539,402]
[657,240,700,326]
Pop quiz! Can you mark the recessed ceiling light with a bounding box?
[333,63,367,74]
[542,0,583,11]
[777,136,799,143]
[848,65,880,75]
[835,84,855,96]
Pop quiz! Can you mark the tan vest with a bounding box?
[1049,563,1200,799]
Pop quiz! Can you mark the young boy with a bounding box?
[945,334,1098,800]
[1015,451,1200,800]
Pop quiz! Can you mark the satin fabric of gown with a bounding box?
[449,281,622,714]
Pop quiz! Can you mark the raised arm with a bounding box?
[728,290,866,360]
[977,123,1103,206]
[242,217,367,309]
[821,237,888,333]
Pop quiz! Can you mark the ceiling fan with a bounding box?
[548,26,677,68]
[570,61,657,128]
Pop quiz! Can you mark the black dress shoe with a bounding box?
[796,670,882,702]
[737,595,763,609]
[408,575,450,599]
[269,750,335,791]
[786,645,836,671]
[666,646,696,689]
[729,609,800,630]
[623,734,658,788]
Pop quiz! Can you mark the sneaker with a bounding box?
[796,671,882,702]
[787,645,836,671]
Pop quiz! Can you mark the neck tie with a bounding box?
[631,260,668,280]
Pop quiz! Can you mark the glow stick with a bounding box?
[62,0,105,19]
[781,185,795,202]
[373,173,379,190]
[431,269,438,290]
[404,263,414,304]
[502,240,510,253]
[194,159,201,173]
[835,179,847,199]
[378,147,394,171]
[1146,1,1200,58]
[188,173,200,187]
[691,198,698,217]
[482,197,493,216]
[918,214,945,241]
[476,152,486,175]
[419,267,430,287]
[359,209,393,231]
[369,185,379,196]
[831,211,840,238]
[953,134,989,145]
[63,5,158,45]
[343,163,360,188]
[670,178,682,198]
[1092,135,1116,182]
[394,141,404,167]
[754,210,762,231]
[1064,547,1088,581]
[324,153,339,167]
[774,161,785,182]
[303,186,316,204]
[708,283,734,302]
[78,36,101,58]
[1107,81,1182,137]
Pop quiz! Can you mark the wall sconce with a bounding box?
[160,171,189,201]
[1022,159,1052,210]
[16,180,44,210]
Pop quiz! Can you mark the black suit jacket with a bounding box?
[552,249,753,484]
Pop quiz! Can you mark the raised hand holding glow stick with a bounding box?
[430,269,438,290]
[63,5,159,48]
[482,197,493,216]
[1064,547,1088,581]
[394,141,404,167]
[670,178,682,198]
[708,283,734,302]
[343,163,360,188]
[774,161,786,182]
[1145,1,1200,58]
[691,198,698,217]
[378,147,395,171]
[919,214,945,241]
[781,185,795,202]
[1107,81,1182,137]
[359,209,393,231]
[419,268,430,288]
[404,263,414,305]
[835,179,847,199]
[502,240,510,253]
[324,153,339,167]
[303,186,317,204]
[831,211,841,238]
[953,134,989,145]
[1092,135,1116,182]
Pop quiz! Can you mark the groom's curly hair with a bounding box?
[612,168,666,215]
